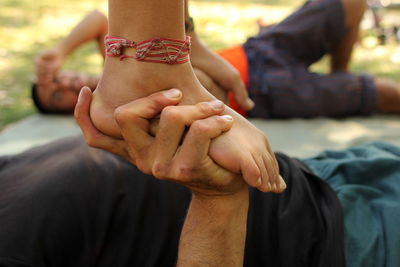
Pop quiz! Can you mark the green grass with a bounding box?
[1,0,399,130]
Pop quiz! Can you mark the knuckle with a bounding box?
[196,102,213,114]
[191,120,212,135]
[150,94,169,108]
[161,106,183,122]
[114,106,131,125]
[136,160,152,175]
[161,106,180,119]
[152,161,169,180]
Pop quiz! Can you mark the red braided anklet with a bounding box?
[105,35,191,64]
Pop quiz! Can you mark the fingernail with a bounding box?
[209,100,224,110]
[221,115,233,121]
[246,98,255,109]
[163,89,181,99]
[256,177,262,186]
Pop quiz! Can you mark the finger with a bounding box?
[172,115,238,191]
[114,89,182,155]
[164,115,235,188]
[152,100,225,174]
[178,115,234,164]
[165,115,240,194]
[231,80,255,111]
[74,87,128,159]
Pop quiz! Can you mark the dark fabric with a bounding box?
[245,153,345,267]
[243,0,377,118]
[0,136,344,267]
[0,137,190,267]
[303,142,400,267]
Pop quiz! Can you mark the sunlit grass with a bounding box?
[0,0,399,130]
[191,2,293,49]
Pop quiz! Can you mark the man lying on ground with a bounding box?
[1,89,399,267]
[31,0,400,117]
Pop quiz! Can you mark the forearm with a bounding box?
[177,188,249,267]
[183,0,201,54]
[183,0,211,62]
[184,0,189,20]
[56,10,108,58]
[189,32,211,66]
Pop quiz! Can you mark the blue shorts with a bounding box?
[243,0,377,118]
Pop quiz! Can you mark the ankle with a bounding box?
[93,56,212,111]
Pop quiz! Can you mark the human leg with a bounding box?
[83,0,284,192]
[375,78,400,113]
[35,10,108,87]
[244,0,348,67]
[330,0,366,72]
[57,10,108,58]
[90,0,204,137]
[329,0,400,113]
[248,69,377,118]
[89,10,108,58]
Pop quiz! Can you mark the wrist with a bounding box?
[54,44,68,59]
[178,187,249,266]
[191,186,249,217]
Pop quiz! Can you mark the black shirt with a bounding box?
[0,136,344,267]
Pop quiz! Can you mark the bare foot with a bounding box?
[91,56,207,137]
[193,68,228,103]
[89,55,285,192]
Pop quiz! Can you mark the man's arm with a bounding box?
[55,10,108,58]
[178,191,248,266]
[35,10,108,85]
[75,88,249,266]
[184,0,254,111]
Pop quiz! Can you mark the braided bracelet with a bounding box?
[105,35,191,64]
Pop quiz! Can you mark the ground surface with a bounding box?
[1,114,399,157]
[1,0,400,130]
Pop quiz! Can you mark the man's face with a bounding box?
[37,71,96,113]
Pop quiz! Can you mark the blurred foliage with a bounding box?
[0,0,399,130]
